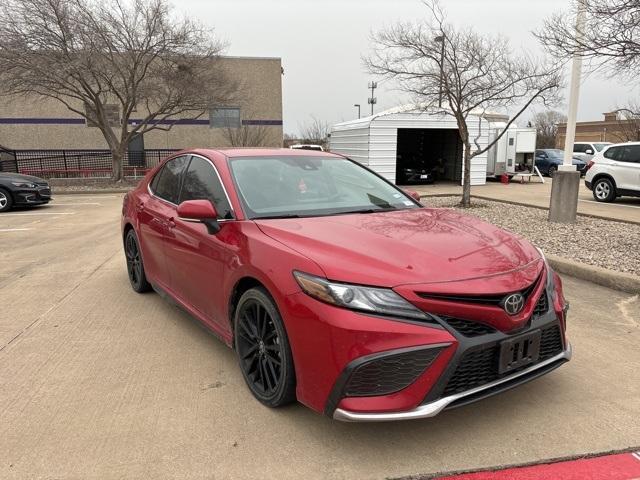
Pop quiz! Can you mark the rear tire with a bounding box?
[548,165,557,177]
[0,188,13,212]
[234,287,296,408]
[124,229,152,293]
[592,177,616,202]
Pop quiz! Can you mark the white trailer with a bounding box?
[486,125,537,178]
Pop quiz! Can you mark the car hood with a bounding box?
[0,172,46,183]
[255,208,542,289]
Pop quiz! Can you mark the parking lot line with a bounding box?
[1,212,75,216]
[51,202,102,206]
[0,228,33,232]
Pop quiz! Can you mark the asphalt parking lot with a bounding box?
[1,194,639,480]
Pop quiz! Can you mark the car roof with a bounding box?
[603,141,640,147]
[190,148,343,159]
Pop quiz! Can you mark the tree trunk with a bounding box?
[112,147,125,182]
[461,143,472,208]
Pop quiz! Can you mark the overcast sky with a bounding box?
[177,0,639,135]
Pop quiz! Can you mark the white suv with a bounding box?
[585,142,640,202]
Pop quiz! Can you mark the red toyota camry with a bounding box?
[121,148,571,421]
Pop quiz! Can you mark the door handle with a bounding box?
[167,218,176,229]
[136,202,145,212]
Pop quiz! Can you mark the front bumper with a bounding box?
[13,185,51,205]
[334,343,572,421]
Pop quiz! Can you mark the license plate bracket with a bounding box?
[498,330,541,374]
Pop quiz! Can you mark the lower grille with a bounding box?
[442,324,563,397]
[345,347,442,397]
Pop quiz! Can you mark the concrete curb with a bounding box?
[546,254,640,294]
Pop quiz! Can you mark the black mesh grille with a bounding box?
[443,317,497,337]
[539,325,563,360]
[533,292,549,316]
[345,347,442,397]
[442,324,564,397]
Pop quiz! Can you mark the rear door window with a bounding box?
[152,156,189,204]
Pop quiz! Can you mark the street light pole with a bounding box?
[548,0,586,223]
[354,104,361,119]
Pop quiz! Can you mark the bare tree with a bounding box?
[612,101,640,142]
[536,0,640,76]
[0,0,237,181]
[299,116,331,149]
[219,114,270,148]
[365,1,561,207]
[532,110,567,148]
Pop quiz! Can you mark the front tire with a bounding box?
[234,287,296,407]
[0,188,13,212]
[124,229,152,293]
[548,165,557,177]
[592,178,616,202]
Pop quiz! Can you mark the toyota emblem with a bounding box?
[502,293,525,315]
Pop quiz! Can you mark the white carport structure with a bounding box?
[329,105,492,186]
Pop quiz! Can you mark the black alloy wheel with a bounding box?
[124,229,151,293]
[548,165,558,177]
[234,288,296,407]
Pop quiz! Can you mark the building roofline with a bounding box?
[220,55,281,61]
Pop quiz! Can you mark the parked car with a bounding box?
[572,142,612,162]
[122,149,571,421]
[585,142,640,202]
[534,149,587,176]
[0,172,52,212]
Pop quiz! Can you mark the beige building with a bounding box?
[0,56,283,151]
[556,112,640,147]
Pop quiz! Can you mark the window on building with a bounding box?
[84,103,120,127]
[180,156,233,219]
[151,155,189,204]
[210,107,241,128]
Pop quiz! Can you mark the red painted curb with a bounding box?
[436,452,640,480]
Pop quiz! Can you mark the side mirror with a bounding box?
[403,189,422,203]
[177,199,221,234]
[585,149,594,155]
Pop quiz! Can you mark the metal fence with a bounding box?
[0,148,179,179]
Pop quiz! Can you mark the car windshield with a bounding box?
[229,156,420,219]
[545,149,565,159]
[593,143,610,152]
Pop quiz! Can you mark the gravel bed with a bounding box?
[425,196,640,276]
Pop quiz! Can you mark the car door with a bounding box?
[138,155,189,289]
[534,150,549,173]
[163,154,237,332]
[615,145,640,191]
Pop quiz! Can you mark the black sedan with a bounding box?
[0,172,52,212]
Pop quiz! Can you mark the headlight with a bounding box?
[293,271,429,320]
[11,181,37,188]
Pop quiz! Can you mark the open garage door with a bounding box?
[396,128,463,184]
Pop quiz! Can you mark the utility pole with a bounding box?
[549,0,585,223]
[354,104,361,119]
[368,81,377,116]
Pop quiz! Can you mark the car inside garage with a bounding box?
[395,128,463,184]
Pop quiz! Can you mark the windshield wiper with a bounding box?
[338,207,397,215]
